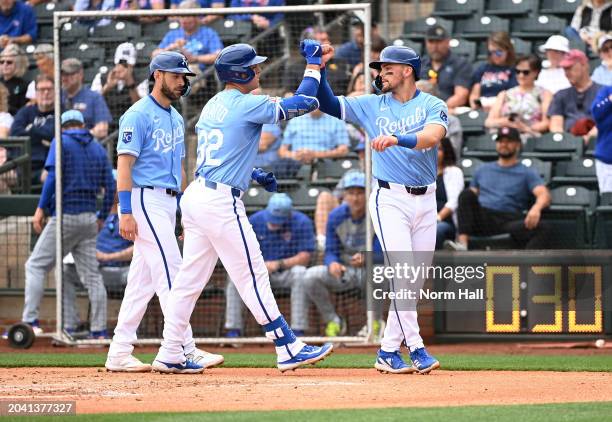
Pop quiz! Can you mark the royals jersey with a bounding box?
[195,90,281,191]
[339,91,448,186]
[116,95,185,191]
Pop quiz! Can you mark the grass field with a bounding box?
[1,352,612,372]
[2,402,612,422]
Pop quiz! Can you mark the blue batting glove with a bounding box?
[300,39,323,65]
[251,168,278,192]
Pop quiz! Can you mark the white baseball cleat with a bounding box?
[185,348,224,369]
[105,354,152,372]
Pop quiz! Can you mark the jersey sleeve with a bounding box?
[338,94,375,126]
[116,111,147,157]
[424,96,449,134]
[243,94,281,125]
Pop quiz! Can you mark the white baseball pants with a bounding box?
[369,181,437,352]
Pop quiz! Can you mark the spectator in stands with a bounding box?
[154,0,223,72]
[486,54,552,138]
[25,44,54,102]
[170,0,224,25]
[548,49,601,143]
[592,84,612,193]
[420,24,473,110]
[0,140,16,192]
[0,44,28,115]
[229,0,285,31]
[592,33,612,86]
[254,123,282,168]
[276,108,350,177]
[568,0,612,45]
[535,35,571,94]
[73,0,116,28]
[346,70,365,97]
[0,82,11,135]
[224,193,314,337]
[91,43,140,124]
[335,19,378,66]
[303,172,370,336]
[416,79,463,159]
[21,110,114,337]
[61,58,112,140]
[115,0,164,23]
[435,138,464,249]
[284,26,351,95]
[446,127,551,251]
[0,0,37,48]
[469,31,517,112]
[10,74,55,184]
[349,35,386,82]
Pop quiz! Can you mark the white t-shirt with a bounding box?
[536,68,571,94]
[0,111,13,130]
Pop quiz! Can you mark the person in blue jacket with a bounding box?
[592,85,612,194]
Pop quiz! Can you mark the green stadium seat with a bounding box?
[593,193,612,248]
[542,185,598,248]
[135,41,158,64]
[584,136,596,158]
[520,157,552,185]
[462,133,497,159]
[552,158,598,189]
[34,0,71,24]
[485,0,538,16]
[288,185,329,212]
[208,19,253,45]
[455,16,510,40]
[90,21,142,43]
[312,158,361,187]
[459,157,484,185]
[243,186,274,212]
[62,43,106,67]
[456,110,487,135]
[539,0,578,17]
[60,22,90,44]
[402,17,454,41]
[142,20,178,41]
[432,0,485,18]
[522,132,583,161]
[449,38,477,63]
[511,15,567,40]
[38,23,53,43]
[390,38,423,56]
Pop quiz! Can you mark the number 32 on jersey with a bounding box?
[196,129,224,168]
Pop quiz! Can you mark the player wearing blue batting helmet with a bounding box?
[214,43,267,84]
[369,46,421,81]
[149,51,196,97]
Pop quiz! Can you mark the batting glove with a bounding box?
[251,168,278,192]
[300,39,323,65]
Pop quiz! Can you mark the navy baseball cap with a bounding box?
[495,126,521,142]
[342,171,366,189]
[61,110,84,126]
[266,193,292,225]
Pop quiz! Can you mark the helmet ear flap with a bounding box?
[181,75,192,97]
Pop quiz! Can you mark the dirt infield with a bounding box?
[1,367,611,414]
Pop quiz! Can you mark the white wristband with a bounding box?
[304,68,321,82]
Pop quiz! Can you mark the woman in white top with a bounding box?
[535,35,571,95]
[436,137,465,249]
[486,54,552,138]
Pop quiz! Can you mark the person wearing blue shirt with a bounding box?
[21,110,115,339]
[156,0,223,72]
[253,122,282,168]
[447,127,551,251]
[225,193,314,337]
[60,58,112,140]
[335,21,365,66]
[0,0,37,49]
[592,85,612,193]
[229,0,284,30]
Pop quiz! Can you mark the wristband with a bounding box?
[303,68,321,82]
[396,133,418,149]
[118,191,132,214]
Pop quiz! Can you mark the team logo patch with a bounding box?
[122,127,134,143]
[440,110,448,124]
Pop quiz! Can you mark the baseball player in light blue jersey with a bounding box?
[315,45,448,374]
[105,51,223,373]
[154,41,334,373]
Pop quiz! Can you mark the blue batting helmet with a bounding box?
[369,46,421,81]
[214,44,267,84]
[149,51,195,97]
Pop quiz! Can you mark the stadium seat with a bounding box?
[90,21,142,43]
[390,38,423,56]
[584,136,596,158]
[459,157,484,185]
[208,19,252,45]
[520,157,552,185]
[142,20,179,41]
[552,158,598,188]
[432,0,485,18]
[60,22,90,44]
[449,38,477,63]
[37,23,53,43]
[461,133,497,159]
[135,41,158,64]
[402,17,454,41]
[542,185,598,248]
[243,186,274,212]
[522,133,583,161]
[455,16,510,40]
[539,0,578,17]
[34,0,71,24]
[62,43,106,67]
[312,158,361,187]
[456,110,487,135]
[593,192,612,248]
[485,0,538,17]
[511,15,567,40]
[468,233,515,250]
[288,185,329,212]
